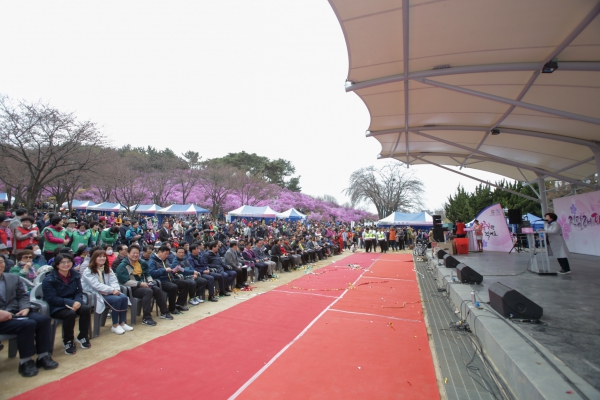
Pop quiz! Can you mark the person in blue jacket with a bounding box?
[147,245,193,314]
[41,254,92,355]
[171,247,207,306]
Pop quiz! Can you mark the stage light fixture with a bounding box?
[542,61,558,73]
[491,128,500,135]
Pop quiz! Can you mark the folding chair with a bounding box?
[0,334,18,358]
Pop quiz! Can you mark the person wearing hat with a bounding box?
[0,255,59,377]
[119,217,132,244]
[41,216,70,263]
[0,243,15,269]
[0,215,15,255]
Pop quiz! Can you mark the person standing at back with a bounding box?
[544,213,571,274]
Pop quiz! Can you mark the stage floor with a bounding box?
[451,250,600,393]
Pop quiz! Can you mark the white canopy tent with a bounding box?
[276,208,307,220]
[227,205,279,221]
[377,212,433,227]
[328,0,600,215]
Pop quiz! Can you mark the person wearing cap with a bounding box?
[65,219,78,234]
[70,222,91,253]
[0,255,59,377]
[0,215,15,254]
[119,217,131,244]
[41,216,70,263]
[14,216,41,253]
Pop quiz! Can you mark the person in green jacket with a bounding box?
[41,216,69,261]
[100,226,120,246]
[116,245,172,325]
[70,222,91,252]
[88,222,101,247]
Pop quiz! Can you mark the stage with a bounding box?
[422,250,600,399]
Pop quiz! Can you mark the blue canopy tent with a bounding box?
[226,205,279,222]
[276,208,307,221]
[157,204,209,215]
[376,212,434,228]
[61,200,97,210]
[131,204,164,215]
[0,193,16,204]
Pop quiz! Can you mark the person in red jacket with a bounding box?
[455,220,466,238]
[14,217,41,252]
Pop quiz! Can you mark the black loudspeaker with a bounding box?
[456,264,483,284]
[488,282,543,319]
[444,256,461,269]
[432,215,442,227]
[507,209,522,225]
[437,250,447,259]
[433,227,445,242]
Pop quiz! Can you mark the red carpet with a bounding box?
[235,253,439,399]
[15,253,377,400]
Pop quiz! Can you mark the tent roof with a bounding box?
[276,208,307,219]
[61,200,97,210]
[328,0,600,187]
[377,211,433,226]
[228,205,279,218]
[88,202,125,212]
[157,204,209,214]
[0,193,16,202]
[132,204,164,213]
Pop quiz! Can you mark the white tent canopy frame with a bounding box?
[328,0,600,215]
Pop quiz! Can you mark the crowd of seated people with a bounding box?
[1,207,382,378]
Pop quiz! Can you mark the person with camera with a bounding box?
[148,245,193,314]
[171,247,207,305]
[116,245,172,326]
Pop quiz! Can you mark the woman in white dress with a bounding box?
[544,213,571,274]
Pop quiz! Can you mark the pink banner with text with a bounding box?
[475,203,513,252]
[553,191,600,256]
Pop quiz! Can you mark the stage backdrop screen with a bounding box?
[474,203,513,252]
[553,190,600,256]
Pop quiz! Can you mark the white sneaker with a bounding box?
[120,324,134,332]
[195,297,204,303]
[188,298,199,306]
[111,325,125,335]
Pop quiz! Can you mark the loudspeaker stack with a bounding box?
[432,214,444,242]
[507,209,522,225]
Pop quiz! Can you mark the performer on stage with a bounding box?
[473,220,483,252]
[544,213,571,274]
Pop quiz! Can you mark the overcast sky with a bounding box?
[0,0,509,213]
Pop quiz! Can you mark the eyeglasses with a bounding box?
[21,256,33,259]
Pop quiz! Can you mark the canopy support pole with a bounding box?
[413,156,541,203]
[537,174,549,216]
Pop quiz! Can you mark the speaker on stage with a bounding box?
[433,227,445,242]
[444,256,460,269]
[437,249,447,259]
[507,209,522,225]
[456,264,483,284]
[488,282,543,319]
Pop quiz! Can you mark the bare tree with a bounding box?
[111,158,148,214]
[197,165,237,219]
[0,157,29,207]
[231,171,278,206]
[0,96,106,210]
[173,168,201,204]
[344,163,425,218]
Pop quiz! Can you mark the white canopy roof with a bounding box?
[228,205,279,218]
[377,211,433,226]
[328,0,600,188]
[276,208,307,220]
